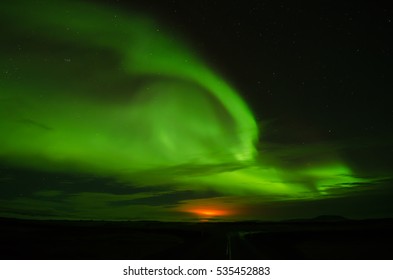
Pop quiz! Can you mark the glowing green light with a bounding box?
[0,0,378,221]
[0,0,257,175]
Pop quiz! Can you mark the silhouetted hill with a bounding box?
[312,215,349,221]
[284,215,349,223]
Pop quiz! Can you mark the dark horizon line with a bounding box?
[1,215,392,224]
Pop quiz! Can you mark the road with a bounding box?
[226,231,266,259]
[155,230,267,259]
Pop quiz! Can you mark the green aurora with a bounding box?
[0,0,391,221]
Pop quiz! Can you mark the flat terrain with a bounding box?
[1,217,392,259]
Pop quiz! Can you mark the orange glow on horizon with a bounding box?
[177,198,241,221]
[182,206,234,220]
[192,208,230,217]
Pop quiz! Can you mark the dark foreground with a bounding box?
[1,217,392,259]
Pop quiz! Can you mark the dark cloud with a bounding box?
[110,189,221,207]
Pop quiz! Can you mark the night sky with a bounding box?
[0,0,392,221]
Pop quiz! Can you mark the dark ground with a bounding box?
[1,217,392,260]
